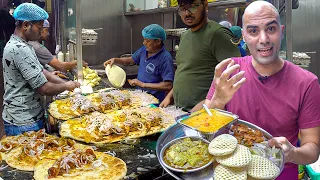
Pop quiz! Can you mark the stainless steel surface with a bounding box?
[159,136,213,173]
[176,109,239,142]
[79,0,131,65]
[76,0,83,82]
[124,0,246,15]
[285,0,293,62]
[291,0,320,78]
[156,119,285,180]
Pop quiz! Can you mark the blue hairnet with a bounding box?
[43,20,50,28]
[230,26,242,40]
[13,3,49,21]
[142,24,166,41]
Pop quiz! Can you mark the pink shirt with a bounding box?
[206,56,320,180]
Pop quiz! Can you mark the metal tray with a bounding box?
[156,119,285,180]
[176,109,239,141]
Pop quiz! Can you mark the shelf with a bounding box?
[167,35,181,40]
[124,0,246,16]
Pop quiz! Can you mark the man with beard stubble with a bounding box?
[2,3,80,136]
[160,0,240,111]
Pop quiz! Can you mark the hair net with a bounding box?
[142,24,166,41]
[43,20,50,28]
[230,26,242,40]
[219,21,232,29]
[13,3,49,21]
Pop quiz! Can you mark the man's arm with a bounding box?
[104,57,135,67]
[36,80,80,96]
[42,69,66,84]
[48,57,77,72]
[191,100,206,112]
[138,80,173,91]
[159,88,174,107]
[270,126,320,165]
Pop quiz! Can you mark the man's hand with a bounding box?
[104,58,116,67]
[51,71,61,75]
[159,96,172,108]
[269,137,296,163]
[82,60,88,67]
[128,79,144,88]
[65,81,81,91]
[209,58,246,109]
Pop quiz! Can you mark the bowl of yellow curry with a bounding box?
[160,136,214,173]
[176,109,239,141]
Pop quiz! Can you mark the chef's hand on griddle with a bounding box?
[269,137,296,163]
[209,58,246,107]
[104,58,116,67]
[65,81,81,91]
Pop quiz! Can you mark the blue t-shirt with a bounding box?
[132,46,174,102]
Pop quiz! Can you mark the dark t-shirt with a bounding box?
[173,21,240,110]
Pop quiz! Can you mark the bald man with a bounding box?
[195,1,320,179]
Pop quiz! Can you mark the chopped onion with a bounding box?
[0,165,8,171]
[2,144,12,151]
[137,167,149,172]
[63,172,80,177]
[92,159,102,168]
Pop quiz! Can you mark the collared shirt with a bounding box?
[132,46,174,102]
[28,41,54,66]
[2,35,48,125]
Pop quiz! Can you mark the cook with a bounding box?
[2,3,80,136]
[28,19,88,72]
[104,24,174,103]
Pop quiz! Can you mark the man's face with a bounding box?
[24,21,44,41]
[178,0,206,28]
[40,28,50,41]
[242,7,284,65]
[143,38,161,53]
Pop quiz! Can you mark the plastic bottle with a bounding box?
[65,51,70,62]
[57,51,64,62]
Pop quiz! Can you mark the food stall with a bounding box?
[1,0,317,180]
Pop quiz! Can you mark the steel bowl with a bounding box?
[159,136,214,173]
[176,109,239,141]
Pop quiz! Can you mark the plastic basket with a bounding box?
[306,164,320,180]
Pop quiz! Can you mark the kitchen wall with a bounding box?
[291,0,320,79]
[79,0,131,65]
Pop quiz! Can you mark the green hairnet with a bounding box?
[230,26,242,40]
[142,24,166,41]
[13,3,49,21]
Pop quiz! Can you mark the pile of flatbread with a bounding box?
[208,134,280,180]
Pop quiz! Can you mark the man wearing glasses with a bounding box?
[2,3,80,136]
[160,0,240,111]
